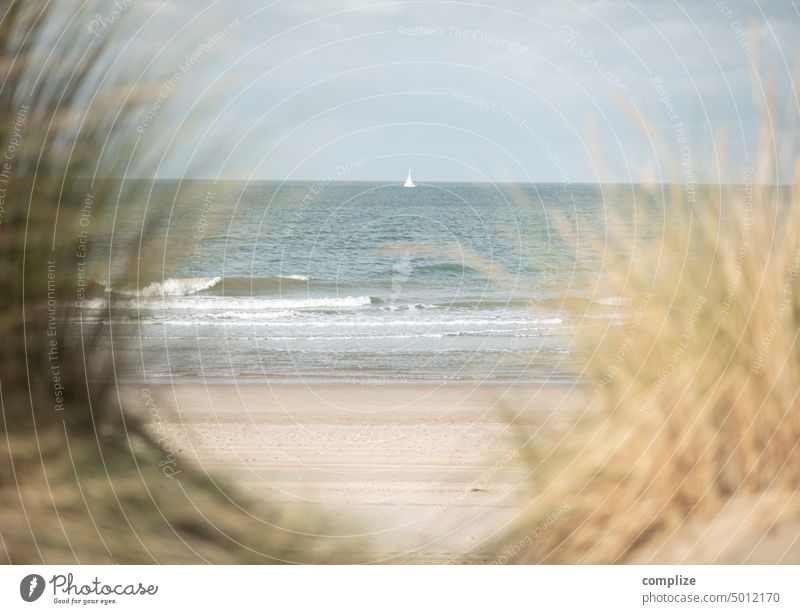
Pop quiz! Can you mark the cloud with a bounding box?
[135,0,797,181]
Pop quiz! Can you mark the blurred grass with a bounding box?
[502,153,800,562]
[0,1,355,563]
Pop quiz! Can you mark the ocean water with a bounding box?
[74,180,651,384]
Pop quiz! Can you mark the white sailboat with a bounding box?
[404,169,416,188]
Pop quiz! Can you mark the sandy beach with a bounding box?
[122,383,587,563]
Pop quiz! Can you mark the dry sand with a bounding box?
[121,383,586,563]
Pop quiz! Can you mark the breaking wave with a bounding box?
[98,274,313,297]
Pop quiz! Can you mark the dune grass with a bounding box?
[0,1,355,563]
[503,168,800,562]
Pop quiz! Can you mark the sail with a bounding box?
[404,170,416,188]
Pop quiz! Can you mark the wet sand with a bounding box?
[122,383,587,563]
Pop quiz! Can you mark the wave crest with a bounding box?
[99,274,315,298]
[100,276,222,297]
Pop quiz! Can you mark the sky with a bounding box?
[99,0,800,183]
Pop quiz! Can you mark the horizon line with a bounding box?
[67,177,781,187]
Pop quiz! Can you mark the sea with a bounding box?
[73,180,653,385]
